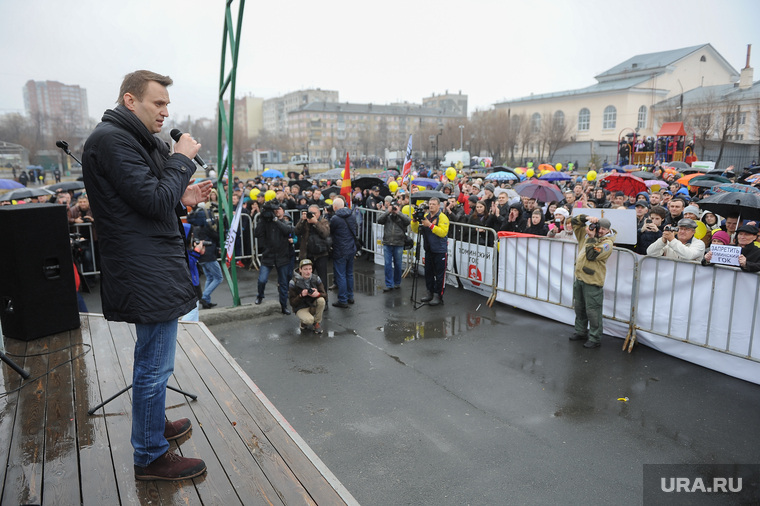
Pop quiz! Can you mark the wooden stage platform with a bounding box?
[0,314,357,505]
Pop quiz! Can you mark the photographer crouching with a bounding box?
[378,196,412,292]
[288,259,326,334]
[569,214,616,348]
[410,197,449,306]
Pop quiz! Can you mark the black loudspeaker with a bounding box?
[0,203,81,341]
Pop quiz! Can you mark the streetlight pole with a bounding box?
[459,125,464,151]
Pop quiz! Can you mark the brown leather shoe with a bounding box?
[164,418,192,441]
[134,451,206,481]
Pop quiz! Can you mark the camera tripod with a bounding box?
[409,228,427,310]
[88,382,197,415]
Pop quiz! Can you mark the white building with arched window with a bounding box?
[493,44,740,149]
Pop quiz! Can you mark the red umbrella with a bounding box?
[599,173,647,197]
[514,179,564,203]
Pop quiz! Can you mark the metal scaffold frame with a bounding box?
[217,0,245,306]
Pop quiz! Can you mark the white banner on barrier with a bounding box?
[496,235,760,385]
[455,241,495,297]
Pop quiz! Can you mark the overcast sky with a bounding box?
[1,0,758,123]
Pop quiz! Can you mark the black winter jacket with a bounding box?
[82,105,197,323]
[255,216,294,267]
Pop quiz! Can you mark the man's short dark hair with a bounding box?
[649,205,668,219]
[117,70,173,106]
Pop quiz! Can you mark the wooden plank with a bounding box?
[73,315,119,505]
[0,337,27,502]
[1,336,49,506]
[183,322,350,505]
[171,325,283,505]
[112,320,215,506]
[87,316,150,505]
[41,330,80,505]
[179,323,320,505]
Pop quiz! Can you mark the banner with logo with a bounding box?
[454,240,495,297]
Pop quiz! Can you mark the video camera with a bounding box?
[413,203,429,222]
[663,225,679,233]
[192,238,213,248]
[260,201,279,221]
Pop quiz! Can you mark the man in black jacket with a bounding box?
[82,70,211,481]
[254,200,295,313]
[377,197,412,291]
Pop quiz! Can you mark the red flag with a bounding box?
[341,152,352,208]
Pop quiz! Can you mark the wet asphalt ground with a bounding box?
[82,258,760,505]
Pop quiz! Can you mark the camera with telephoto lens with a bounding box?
[588,222,597,231]
[306,211,314,219]
[413,203,429,222]
[664,225,679,232]
[389,199,399,211]
[192,238,213,247]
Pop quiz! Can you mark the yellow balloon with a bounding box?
[586,170,597,181]
[555,163,563,171]
[324,198,333,205]
[389,181,399,193]
[410,175,415,181]
[446,167,456,181]
[455,161,464,170]
[249,188,260,200]
[650,184,661,193]
[514,167,524,174]
[526,169,535,178]
[695,221,707,240]
[264,189,277,202]
[418,186,425,191]
[341,169,345,178]
[540,170,549,177]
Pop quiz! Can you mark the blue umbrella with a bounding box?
[539,172,571,182]
[602,164,623,172]
[261,169,284,179]
[0,179,24,190]
[410,177,439,189]
[485,171,518,182]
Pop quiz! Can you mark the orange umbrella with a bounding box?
[538,163,555,172]
[676,172,707,186]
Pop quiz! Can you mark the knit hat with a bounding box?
[484,183,495,193]
[683,205,701,218]
[710,231,731,244]
[598,218,612,229]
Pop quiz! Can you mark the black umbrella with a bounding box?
[353,176,384,190]
[287,179,313,191]
[408,190,447,201]
[698,191,760,221]
[631,171,656,180]
[0,187,54,201]
[44,181,85,192]
[322,186,342,199]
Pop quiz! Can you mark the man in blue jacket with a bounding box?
[329,196,357,308]
[83,70,211,481]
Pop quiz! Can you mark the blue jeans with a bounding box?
[383,244,403,288]
[258,263,291,307]
[132,319,178,466]
[333,255,354,303]
[201,261,223,304]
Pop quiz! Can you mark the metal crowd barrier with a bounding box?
[634,256,759,363]
[495,235,639,343]
[69,222,99,277]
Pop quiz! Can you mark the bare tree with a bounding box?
[683,92,719,160]
[541,110,574,161]
[713,97,741,168]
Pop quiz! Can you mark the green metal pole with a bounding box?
[217,0,245,306]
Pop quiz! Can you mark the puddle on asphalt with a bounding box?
[381,313,484,344]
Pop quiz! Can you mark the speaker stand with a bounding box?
[0,350,30,379]
[88,383,198,416]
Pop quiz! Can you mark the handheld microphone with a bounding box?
[170,129,208,168]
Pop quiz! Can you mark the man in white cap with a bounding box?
[646,218,705,261]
